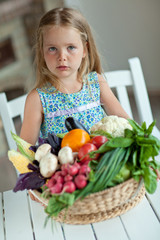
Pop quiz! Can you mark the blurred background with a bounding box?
[0,0,160,191]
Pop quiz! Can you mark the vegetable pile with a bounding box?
[8,116,160,223]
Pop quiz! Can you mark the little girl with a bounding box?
[20,7,130,145]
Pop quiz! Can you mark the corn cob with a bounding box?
[11,132,35,161]
[8,150,32,173]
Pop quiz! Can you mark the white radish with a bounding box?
[35,143,51,162]
[58,146,74,164]
[40,152,58,178]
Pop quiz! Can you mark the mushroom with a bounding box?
[35,143,51,162]
[58,146,74,165]
[39,152,58,178]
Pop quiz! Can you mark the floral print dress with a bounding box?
[36,72,105,138]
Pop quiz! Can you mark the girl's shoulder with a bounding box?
[27,89,40,101]
[36,84,56,94]
[87,71,98,82]
[25,89,42,112]
[87,71,105,84]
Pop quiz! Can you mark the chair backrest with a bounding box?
[0,93,27,150]
[104,57,160,139]
[0,57,159,151]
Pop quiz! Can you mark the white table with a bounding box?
[0,182,160,240]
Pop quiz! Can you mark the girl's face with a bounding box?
[43,26,86,82]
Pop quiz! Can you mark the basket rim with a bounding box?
[30,177,143,206]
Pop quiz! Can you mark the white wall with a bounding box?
[64,0,160,92]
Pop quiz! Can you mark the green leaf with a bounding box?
[127,119,143,133]
[133,175,141,182]
[132,169,144,176]
[90,129,113,139]
[124,129,134,138]
[136,136,157,146]
[132,150,138,167]
[149,135,160,148]
[88,169,95,182]
[146,120,156,135]
[143,167,157,194]
[107,137,134,148]
[92,138,134,156]
[58,193,75,206]
[45,193,75,217]
[141,122,147,131]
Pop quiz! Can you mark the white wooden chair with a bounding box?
[0,93,27,150]
[0,57,160,151]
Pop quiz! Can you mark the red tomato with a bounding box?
[91,135,108,148]
[78,143,99,163]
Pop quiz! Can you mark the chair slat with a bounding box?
[128,58,153,125]
[116,86,133,118]
[104,70,132,88]
[0,93,27,149]
[8,94,26,119]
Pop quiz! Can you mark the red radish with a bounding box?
[79,165,91,175]
[64,174,73,182]
[78,143,99,163]
[74,174,87,189]
[63,181,76,193]
[68,165,79,176]
[91,135,108,148]
[61,163,69,171]
[61,169,68,176]
[50,183,63,194]
[73,161,81,169]
[54,171,62,178]
[47,178,56,188]
[56,175,64,184]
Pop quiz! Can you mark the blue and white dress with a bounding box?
[36,71,105,138]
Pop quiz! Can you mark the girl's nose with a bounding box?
[58,50,66,61]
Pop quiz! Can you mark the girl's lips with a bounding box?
[57,66,69,70]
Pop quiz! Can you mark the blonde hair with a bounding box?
[34,7,103,89]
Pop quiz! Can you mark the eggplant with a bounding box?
[65,117,90,134]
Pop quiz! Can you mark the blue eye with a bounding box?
[68,46,76,50]
[49,47,56,52]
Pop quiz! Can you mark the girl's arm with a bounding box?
[20,89,43,145]
[98,73,130,119]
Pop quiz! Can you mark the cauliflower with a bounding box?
[90,116,132,137]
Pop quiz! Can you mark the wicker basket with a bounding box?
[31,177,145,224]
